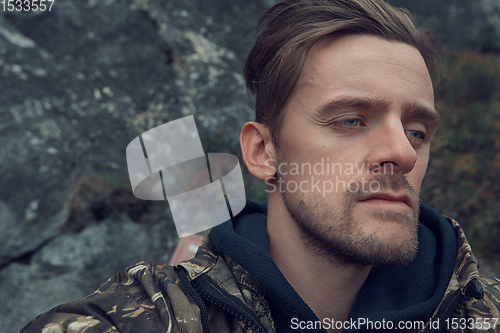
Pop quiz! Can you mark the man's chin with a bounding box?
[297,220,419,267]
[338,236,417,267]
[281,173,421,267]
[370,237,419,267]
[343,209,419,266]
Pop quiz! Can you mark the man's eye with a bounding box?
[342,119,360,127]
[407,130,426,140]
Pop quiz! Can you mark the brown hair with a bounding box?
[244,0,442,147]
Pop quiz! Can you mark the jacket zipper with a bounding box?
[177,267,211,333]
[192,274,267,333]
[196,286,266,333]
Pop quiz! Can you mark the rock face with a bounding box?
[0,0,496,332]
[0,263,87,332]
[388,0,487,51]
[0,1,271,331]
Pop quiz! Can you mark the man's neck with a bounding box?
[267,198,371,332]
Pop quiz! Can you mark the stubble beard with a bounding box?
[280,173,420,267]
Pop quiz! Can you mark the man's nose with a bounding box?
[366,121,418,175]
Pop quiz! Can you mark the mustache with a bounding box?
[345,174,419,209]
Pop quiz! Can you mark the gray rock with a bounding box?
[387,0,495,52]
[31,215,177,295]
[0,263,86,333]
[0,0,270,266]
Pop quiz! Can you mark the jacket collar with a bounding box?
[447,216,481,288]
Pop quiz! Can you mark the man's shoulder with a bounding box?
[441,215,500,320]
[19,261,192,332]
[19,238,221,333]
[20,235,272,333]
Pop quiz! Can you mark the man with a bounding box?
[22,0,500,332]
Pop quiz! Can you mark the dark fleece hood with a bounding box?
[210,201,458,332]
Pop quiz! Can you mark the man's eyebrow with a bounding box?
[404,102,441,131]
[314,97,440,129]
[314,97,389,117]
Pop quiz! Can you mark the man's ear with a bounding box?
[240,122,277,181]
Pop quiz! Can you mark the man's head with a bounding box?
[244,0,441,148]
[240,0,441,267]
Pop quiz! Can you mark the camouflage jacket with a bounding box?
[21,217,500,333]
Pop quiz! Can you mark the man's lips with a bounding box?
[358,193,413,208]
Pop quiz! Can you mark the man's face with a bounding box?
[274,34,438,266]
